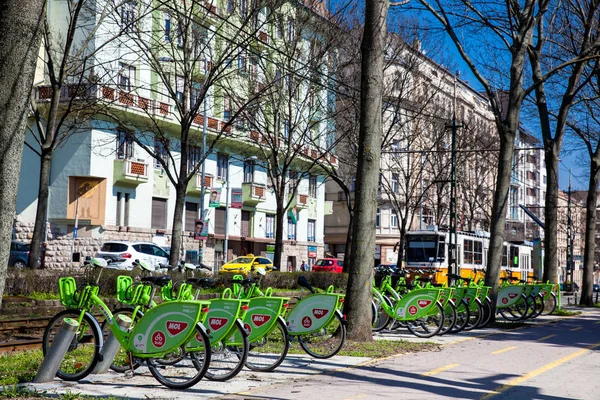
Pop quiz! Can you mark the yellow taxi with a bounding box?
[218,254,276,275]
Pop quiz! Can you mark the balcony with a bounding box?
[289,193,309,209]
[324,200,334,215]
[114,159,149,186]
[242,182,267,205]
[187,173,213,195]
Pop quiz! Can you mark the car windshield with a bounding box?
[100,243,128,252]
[229,257,254,264]
[316,259,334,266]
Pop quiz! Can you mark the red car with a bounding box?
[312,258,344,273]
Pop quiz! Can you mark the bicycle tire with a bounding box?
[245,317,289,372]
[508,294,530,320]
[42,309,103,381]
[542,292,557,315]
[147,324,211,389]
[372,295,392,332]
[299,312,346,359]
[463,299,482,331]
[477,297,493,329]
[205,321,249,381]
[439,300,457,335]
[406,302,444,338]
[100,307,142,373]
[533,293,545,317]
[451,298,471,333]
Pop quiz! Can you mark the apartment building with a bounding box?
[15,0,336,270]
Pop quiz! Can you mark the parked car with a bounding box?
[96,241,169,270]
[312,258,344,273]
[9,240,30,268]
[219,254,275,275]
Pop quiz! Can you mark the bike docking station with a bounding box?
[92,314,132,374]
[34,318,80,383]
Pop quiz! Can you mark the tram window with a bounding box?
[437,242,445,261]
[464,239,473,264]
[509,246,519,268]
[473,241,483,265]
[501,245,508,267]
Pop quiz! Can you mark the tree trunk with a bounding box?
[28,151,52,268]
[274,193,285,271]
[398,223,406,267]
[169,183,186,266]
[580,157,599,306]
[0,0,46,307]
[542,148,559,283]
[343,0,388,342]
[484,127,516,311]
[342,208,353,272]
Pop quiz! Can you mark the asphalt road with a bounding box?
[22,307,600,400]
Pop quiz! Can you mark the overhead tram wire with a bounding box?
[381,146,545,155]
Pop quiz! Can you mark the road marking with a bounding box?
[491,346,517,355]
[481,342,600,399]
[570,326,583,331]
[344,395,367,400]
[537,334,555,341]
[421,363,460,377]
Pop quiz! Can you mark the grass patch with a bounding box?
[27,292,60,301]
[552,309,581,316]
[0,384,40,398]
[0,350,43,386]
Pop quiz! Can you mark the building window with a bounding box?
[243,160,254,182]
[287,217,296,240]
[376,208,380,227]
[116,129,133,159]
[227,0,235,13]
[223,97,231,121]
[176,75,184,104]
[283,119,290,138]
[239,0,247,17]
[217,153,228,180]
[238,51,247,73]
[287,17,294,41]
[154,139,169,169]
[265,214,274,238]
[188,146,201,174]
[309,175,317,197]
[120,1,137,33]
[390,211,398,228]
[307,219,316,242]
[391,173,399,193]
[151,197,167,229]
[185,202,198,231]
[288,170,298,189]
[163,12,171,42]
[118,63,135,91]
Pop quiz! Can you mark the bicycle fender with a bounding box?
[235,318,249,337]
[335,309,346,325]
[195,321,209,336]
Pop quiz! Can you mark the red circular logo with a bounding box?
[244,323,252,335]
[152,331,165,348]
[502,297,508,304]
[408,306,418,315]
[302,316,312,328]
[195,332,204,342]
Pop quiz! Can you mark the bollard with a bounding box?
[91,314,132,374]
[34,318,79,383]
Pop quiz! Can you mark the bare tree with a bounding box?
[28,0,122,268]
[0,0,46,305]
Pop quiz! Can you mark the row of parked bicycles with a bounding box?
[42,257,346,389]
[371,265,560,338]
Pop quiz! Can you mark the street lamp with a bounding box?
[223,155,258,264]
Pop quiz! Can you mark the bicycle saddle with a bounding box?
[186,277,215,288]
[141,276,172,287]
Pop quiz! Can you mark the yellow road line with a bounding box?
[481,342,600,400]
[421,363,460,377]
[537,334,555,341]
[491,346,517,355]
[570,326,583,331]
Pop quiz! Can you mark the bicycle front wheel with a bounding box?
[42,309,103,381]
[372,295,392,332]
[101,307,142,373]
[147,324,211,389]
[542,292,557,315]
[205,322,249,381]
[463,300,482,331]
[477,297,493,329]
[299,312,346,359]
[438,301,457,335]
[245,318,289,372]
[406,302,444,338]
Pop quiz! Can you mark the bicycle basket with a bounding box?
[58,277,79,307]
[116,275,133,303]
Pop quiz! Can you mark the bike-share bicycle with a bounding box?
[43,257,212,389]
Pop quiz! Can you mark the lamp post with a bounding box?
[223,155,257,264]
[198,97,208,265]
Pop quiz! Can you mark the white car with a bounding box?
[96,241,169,270]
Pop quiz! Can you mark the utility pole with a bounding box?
[567,169,574,289]
[447,74,460,283]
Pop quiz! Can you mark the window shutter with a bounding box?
[151,198,167,229]
[215,208,226,234]
[185,202,198,231]
[241,211,250,237]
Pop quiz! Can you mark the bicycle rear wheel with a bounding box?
[245,318,289,372]
[477,297,493,329]
[147,324,211,389]
[451,299,470,333]
[439,301,457,335]
[542,292,557,315]
[42,309,103,381]
[406,302,444,338]
[299,312,346,359]
[463,300,482,331]
[205,322,249,381]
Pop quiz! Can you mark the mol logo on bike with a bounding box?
[166,321,189,336]
[312,308,329,319]
[209,317,229,331]
[508,293,518,299]
[252,314,271,327]
[502,297,509,304]
[152,331,166,348]
[244,323,252,335]
[408,306,418,315]
[417,300,432,308]
[302,316,312,328]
